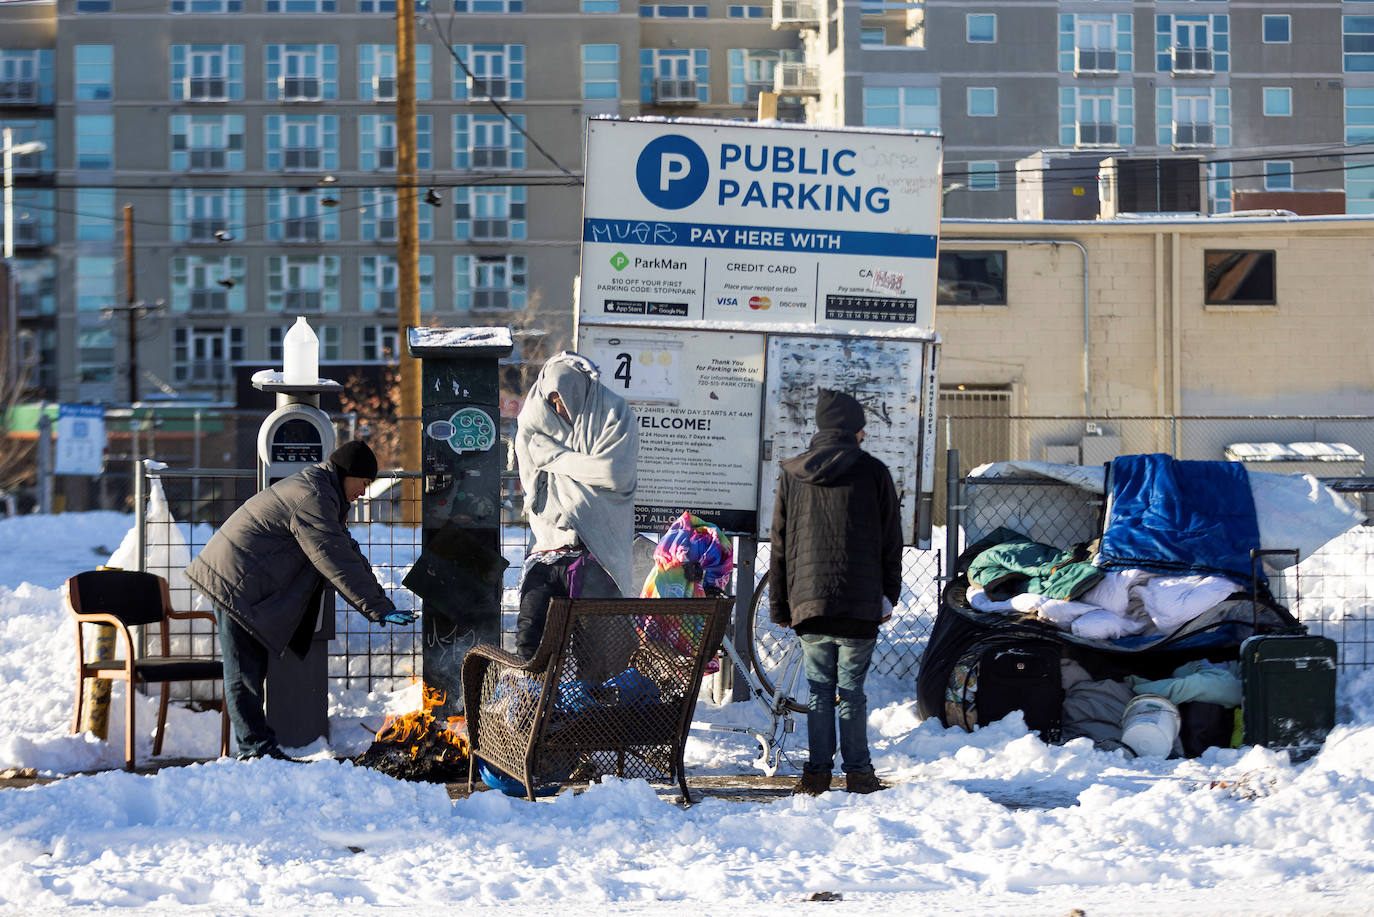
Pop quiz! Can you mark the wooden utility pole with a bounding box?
[397,0,421,517]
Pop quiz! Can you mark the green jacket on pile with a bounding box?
[967,536,1103,601]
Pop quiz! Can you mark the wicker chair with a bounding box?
[463,596,730,802]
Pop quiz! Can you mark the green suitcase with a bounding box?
[1240,635,1338,762]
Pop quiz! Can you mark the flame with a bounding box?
[374,684,469,761]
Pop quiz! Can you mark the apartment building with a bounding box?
[0,0,798,403]
[782,0,1367,219]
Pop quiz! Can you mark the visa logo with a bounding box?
[716,297,739,306]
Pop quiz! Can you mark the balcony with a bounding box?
[772,0,819,30]
[468,76,508,100]
[1074,49,1117,76]
[773,63,819,96]
[375,218,397,241]
[185,77,227,102]
[745,80,775,103]
[285,290,322,312]
[283,148,321,171]
[373,75,397,101]
[375,148,396,169]
[282,218,322,242]
[1173,122,1214,148]
[473,289,511,311]
[0,80,39,105]
[189,290,228,312]
[189,219,225,242]
[471,218,509,240]
[654,78,699,105]
[280,77,322,101]
[188,149,227,172]
[376,290,397,312]
[1076,123,1118,147]
[471,146,509,169]
[188,362,229,383]
[1171,48,1213,75]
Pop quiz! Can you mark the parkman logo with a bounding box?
[610,251,629,271]
[635,135,710,210]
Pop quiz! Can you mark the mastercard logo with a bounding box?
[748,296,771,311]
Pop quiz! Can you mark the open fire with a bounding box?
[353,684,470,783]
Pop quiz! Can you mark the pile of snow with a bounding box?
[3,510,1374,915]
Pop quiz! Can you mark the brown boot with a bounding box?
[845,767,887,794]
[791,769,832,796]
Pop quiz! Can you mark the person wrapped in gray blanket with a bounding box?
[513,352,639,660]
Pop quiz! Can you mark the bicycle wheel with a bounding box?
[745,568,808,714]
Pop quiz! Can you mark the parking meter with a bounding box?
[251,369,344,748]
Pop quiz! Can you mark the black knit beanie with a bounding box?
[330,440,379,480]
[815,388,865,434]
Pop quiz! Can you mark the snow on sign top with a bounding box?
[578,118,943,338]
[407,326,513,356]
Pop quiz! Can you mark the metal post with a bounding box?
[134,458,147,573]
[191,408,201,514]
[945,448,961,584]
[36,405,53,514]
[730,535,758,704]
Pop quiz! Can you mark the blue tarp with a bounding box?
[1098,453,1265,584]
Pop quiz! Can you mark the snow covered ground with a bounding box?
[3,510,1374,916]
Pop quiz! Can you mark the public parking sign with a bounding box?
[54,404,106,476]
[579,118,942,334]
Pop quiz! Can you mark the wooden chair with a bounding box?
[65,569,231,770]
[463,596,730,802]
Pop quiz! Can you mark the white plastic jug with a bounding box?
[282,315,319,385]
[1121,694,1181,758]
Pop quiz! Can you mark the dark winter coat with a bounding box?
[768,430,903,630]
[185,462,394,656]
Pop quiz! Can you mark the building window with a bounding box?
[268,326,285,363]
[937,251,1006,306]
[453,186,526,241]
[78,324,116,387]
[728,49,801,105]
[7,189,54,248]
[359,114,431,172]
[171,45,243,102]
[967,161,999,191]
[171,256,246,313]
[641,48,709,104]
[1208,161,1232,215]
[266,256,341,313]
[1060,86,1134,147]
[266,0,336,10]
[453,114,524,170]
[75,115,114,170]
[76,0,113,11]
[582,45,620,100]
[360,255,434,313]
[860,28,886,48]
[1263,15,1290,44]
[966,14,996,44]
[1060,14,1133,74]
[360,188,433,242]
[12,258,57,317]
[266,190,339,243]
[1158,87,1229,147]
[1158,14,1229,74]
[172,188,245,243]
[967,87,997,117]
[0,120,52,174]
[265,45,337,101]
[728,5,766,18]
[76,189,116,243]
[75,46,113,101]
[454,254,527,311]
[1346,17,1374,72]
[862,87,939,130]
[453,45,525,101]
[362,326,399,361]
[1263,87,1292,117]
[1263,161,1293,192]
[265,114,338,172]
[454,0,525,10]
[640,5,707,17]
[173,326,245,385]
[318,325,341,361]
[171,115,246,172]
[170,0,243,12]
[359,44,431,102]
[0,50,53,106]
[76,256,116,312]
[1204,251,1275,306]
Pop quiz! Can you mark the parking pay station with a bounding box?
[250,316,342,746]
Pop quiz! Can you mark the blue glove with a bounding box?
[382,610,417,626]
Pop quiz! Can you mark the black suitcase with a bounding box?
[975,642,1063,743]
[1241,550,1338,761]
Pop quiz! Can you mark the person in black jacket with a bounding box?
[770,389,902,795]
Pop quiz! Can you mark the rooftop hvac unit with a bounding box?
[1015,150,1122,221]
[1098,156,1206,218]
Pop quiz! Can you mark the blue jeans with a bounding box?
[216,607,277,757]
[800,633,877,775]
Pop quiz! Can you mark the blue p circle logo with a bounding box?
[635,135,709,210]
